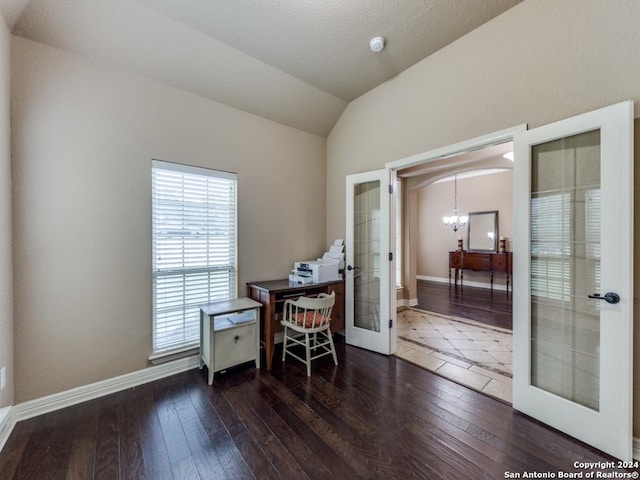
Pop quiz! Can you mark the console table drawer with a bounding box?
[491,254,511,272]
[463,254,490,270]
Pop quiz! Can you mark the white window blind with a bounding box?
[530,192,571,301]
[152,160,237,354]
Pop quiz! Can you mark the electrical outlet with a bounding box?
[0,366,5,390]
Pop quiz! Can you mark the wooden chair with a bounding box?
[281,291,338,376]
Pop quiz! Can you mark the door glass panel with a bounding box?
[354,180,381,332]
[530,129,600,411]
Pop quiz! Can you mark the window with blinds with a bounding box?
[152,160,237,354]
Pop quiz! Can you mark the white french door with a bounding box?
[513,101,634,461]
[345,169,396,354]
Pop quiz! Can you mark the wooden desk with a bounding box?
[449,251,512,293]
[246,279,345,370]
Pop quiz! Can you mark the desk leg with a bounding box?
[264,295,275,370]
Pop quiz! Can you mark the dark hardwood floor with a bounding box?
[0,341,625,480]
[417,279,513,330]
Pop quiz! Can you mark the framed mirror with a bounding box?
[467,211,499,252]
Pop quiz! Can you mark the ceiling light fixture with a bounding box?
[369,36,385,53]
[443,173,468,232]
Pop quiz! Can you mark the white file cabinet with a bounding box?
[199,297,262,385]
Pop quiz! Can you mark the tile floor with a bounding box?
[396,307,513,403]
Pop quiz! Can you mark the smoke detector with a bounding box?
[369,36,385,53]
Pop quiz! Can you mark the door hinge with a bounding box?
[389,252,393,261]
[389,319,393,328]
[389,184,393,194]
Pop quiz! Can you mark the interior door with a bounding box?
[512,101,633,461]
[345,169,396,354]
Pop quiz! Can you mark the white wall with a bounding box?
[417,171,513,285]
[326,0,640,433]
[11,37,327,403]
[0,13,12,408]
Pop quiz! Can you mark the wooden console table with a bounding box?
[449,251,512,293]
[246,279,345,371]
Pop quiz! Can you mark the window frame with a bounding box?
[151,159,238,355]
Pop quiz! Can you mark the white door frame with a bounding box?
[386,124,526,305]
[386,126,527,172]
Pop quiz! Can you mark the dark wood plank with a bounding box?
[118,387,146,480]
[1,341,631,480]
[0,418,35,479]
[65,399,100,480]
[11,404,77,480]
[153,374,199,479]
[417,279,512,329]
[190,371,280,480]
[93,394,120,480]
[222,375,310,480]
[133,383,174,480]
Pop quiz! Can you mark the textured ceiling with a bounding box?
[133,0,520,102]
[9,0,520,136]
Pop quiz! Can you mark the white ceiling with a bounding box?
[3,0,520,136]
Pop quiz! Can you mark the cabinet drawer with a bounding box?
[214,323,256,372]
[463,254,490,270]
[491,254,507,272]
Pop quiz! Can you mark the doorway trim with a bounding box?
[386,125,527,171]
[386,124,526,307]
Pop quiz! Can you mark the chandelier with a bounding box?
[442,173,468,232]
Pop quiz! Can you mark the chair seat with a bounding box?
[292,311,330,328]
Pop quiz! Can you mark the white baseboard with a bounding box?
[0,355,200,453]
[417,275,508,292]
[396,298,418,308]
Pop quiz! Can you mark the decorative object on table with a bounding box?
[442,173,468,232]
[457,236,464,251]
[499,236,507,253]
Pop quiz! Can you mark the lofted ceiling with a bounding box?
[3,0,520,136]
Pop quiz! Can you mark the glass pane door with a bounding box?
[345,169,394,355]
[353,180,381,333]
[530,130,600,410]
[513,101,633,461]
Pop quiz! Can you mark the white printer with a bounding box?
[290,260,339,284]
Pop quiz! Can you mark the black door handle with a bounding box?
[588,292,620,304]
[346,265,360,271]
